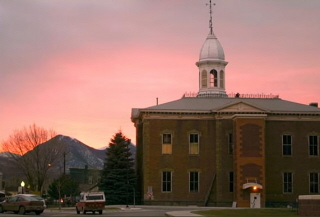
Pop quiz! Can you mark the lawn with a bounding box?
[194,208,298,216]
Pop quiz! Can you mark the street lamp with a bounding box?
[20,181,25,194]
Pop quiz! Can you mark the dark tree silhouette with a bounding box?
[99,131,138,205]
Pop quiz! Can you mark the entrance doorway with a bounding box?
[250,193,261,208]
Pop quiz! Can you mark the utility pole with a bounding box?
[63,152,66,174]
[126,141,129,208]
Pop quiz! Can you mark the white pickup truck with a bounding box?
[75,192,105,215]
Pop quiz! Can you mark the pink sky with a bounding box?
[1,0,320,150]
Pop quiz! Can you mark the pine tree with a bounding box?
[99,131,137,205]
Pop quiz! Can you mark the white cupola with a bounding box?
[196,1,228,97]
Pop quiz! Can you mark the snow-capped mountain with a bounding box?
[52,135,106,169]
[36,135,136,170]
[0,135,136,179]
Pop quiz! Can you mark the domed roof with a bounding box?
[199,33,225,61]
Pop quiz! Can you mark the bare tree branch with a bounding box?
[1,124,65,193]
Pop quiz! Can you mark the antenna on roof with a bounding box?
[206,0,215,35]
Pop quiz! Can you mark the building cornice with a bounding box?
[131,109,320,123]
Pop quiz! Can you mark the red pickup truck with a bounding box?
[76,192,105,215]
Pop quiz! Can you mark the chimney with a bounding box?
[309,102,318,108]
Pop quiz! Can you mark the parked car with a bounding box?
[0,194,45,215]
[18,194,47,208]
[76,192,105,215]
[0,191,5,202]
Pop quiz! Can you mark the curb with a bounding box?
[165,211,201,216]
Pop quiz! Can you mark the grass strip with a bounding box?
[194,208,298,216]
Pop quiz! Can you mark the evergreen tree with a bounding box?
[48,174,80,201]
[99,131,138,205]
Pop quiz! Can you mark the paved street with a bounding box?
[0,206,301,217]
[0,205,211,217]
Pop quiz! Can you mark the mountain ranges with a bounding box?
[0,135,136,179]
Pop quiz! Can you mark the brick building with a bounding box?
[131,4,320,208]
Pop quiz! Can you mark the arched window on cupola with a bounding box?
[201,70,207,88]
[210,69,218,87]
[220,70,224,88]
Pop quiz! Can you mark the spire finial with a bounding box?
[207,0,215,35]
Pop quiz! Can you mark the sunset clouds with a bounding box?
[1,0,320,149]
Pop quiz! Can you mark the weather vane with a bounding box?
[206,0,216,35]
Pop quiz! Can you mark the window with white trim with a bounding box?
[309,135,319,156]
[162,133,172,154]
[283,172,293,193]
[189,133,199,155]
[162,171,172,192]
[189,171,199,192]
[282,135,292,156]
[310,173,319,193]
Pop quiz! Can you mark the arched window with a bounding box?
[210,70,218,87]
[220,70,224,88]
[201,70,207,88]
